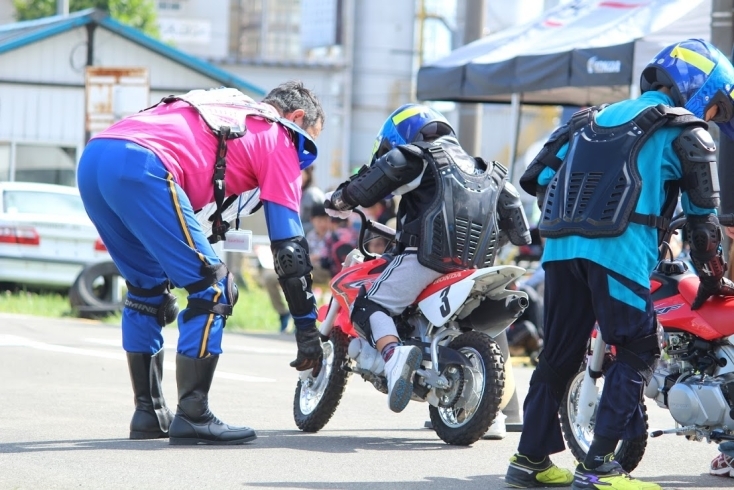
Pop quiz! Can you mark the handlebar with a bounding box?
[666,213,734,238]
[659,213,734,261]
[718,213,734,227]
[323,199,397,259]
[353,208,396,259]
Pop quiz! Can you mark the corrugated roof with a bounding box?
[0,8,265,96]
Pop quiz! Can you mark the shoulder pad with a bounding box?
[675,126,719,209]
[676,126,716,158]
[656,104,708,129]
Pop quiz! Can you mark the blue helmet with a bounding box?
[372,104,455,159]
[640,38,734,139]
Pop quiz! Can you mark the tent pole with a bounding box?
[507,92,521,183]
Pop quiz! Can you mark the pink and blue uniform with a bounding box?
[77,100,314,358]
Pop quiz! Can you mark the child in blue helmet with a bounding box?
[325,104,531,413]
[506,39,734,489]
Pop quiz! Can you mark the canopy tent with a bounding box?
[417,0,712,107]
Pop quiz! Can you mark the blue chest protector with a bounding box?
[535,104,703,240]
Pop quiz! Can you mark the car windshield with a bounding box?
[3,190,88,217]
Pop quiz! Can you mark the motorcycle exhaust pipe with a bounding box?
[507,295,529,315]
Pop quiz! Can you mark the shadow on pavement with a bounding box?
[240,473,734,490]
[244,475,502,489]
[0,429,459,454]
[655,474,734,488]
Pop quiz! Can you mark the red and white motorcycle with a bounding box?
[293,209,528,446]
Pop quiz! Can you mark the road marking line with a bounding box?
[83,337,294,355]
[0,334,276,383]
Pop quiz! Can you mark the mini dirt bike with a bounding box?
[293,209,529,446]
[560,214,734,471]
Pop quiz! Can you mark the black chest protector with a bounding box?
[539,104,702,239]
[404,140,505,273]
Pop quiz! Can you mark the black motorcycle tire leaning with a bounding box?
[559,359,648,472]
[293,327,351,432]
[429,330,505,446]
[69,261,124,318]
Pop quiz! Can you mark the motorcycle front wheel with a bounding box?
[559,362,648,472]
[429,330,504,446]
[293,327,351,432]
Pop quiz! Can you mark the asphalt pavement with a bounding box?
[0,313,729,489]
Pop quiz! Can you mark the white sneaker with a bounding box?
[384,345,422,413]
[484,412,507,440]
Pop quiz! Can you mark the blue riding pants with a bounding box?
[518,259,655,457]
[77,138,230,358]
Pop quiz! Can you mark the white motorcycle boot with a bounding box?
[484,412,507,440]
[348,337,385,375]
[384,345,422,413]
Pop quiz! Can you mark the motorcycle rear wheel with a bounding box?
[429,330,504,446]
[559,363,648,472]
[293,328,351,432]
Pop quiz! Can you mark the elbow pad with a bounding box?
[675,126,720,209]
[498,182,532,245]
[342,145,425,207]
[271,236,316,318]
[687,214,726,282]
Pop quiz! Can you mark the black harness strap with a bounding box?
[209,126,232,244]
[126,281,171,297]
[183,299,233,321]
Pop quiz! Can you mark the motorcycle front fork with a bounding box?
[575,333,606,429]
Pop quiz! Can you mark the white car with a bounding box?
[0,182,111,290]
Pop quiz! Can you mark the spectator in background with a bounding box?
[363,198,396,225]
[300,166,325,236]
[307,202,358,281]
[306,202,338,285]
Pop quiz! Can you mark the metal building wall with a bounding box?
[349,0,417,168]
[157,0,230,59]
[92,29,228,93]
[0,84,84,144]
[220,62,346,192]
[0,29,89,85]
[0,22,253,186]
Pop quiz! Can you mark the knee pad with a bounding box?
[350,286,391,346]
[530,353,581,400]
[124,281,179,327]
[182,263,238,322]
[614,333,661,383]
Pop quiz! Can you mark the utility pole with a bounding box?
[710,0,734,275]
[57,0,69,16]
[457,0,486,156]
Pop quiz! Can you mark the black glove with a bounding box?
[290,325,324,372]
[691,277,734,310]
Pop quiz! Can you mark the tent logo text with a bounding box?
[587,56,622,74]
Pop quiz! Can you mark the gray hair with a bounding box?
[262,80,325,131]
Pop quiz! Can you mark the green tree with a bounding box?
[13,0,160,38]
